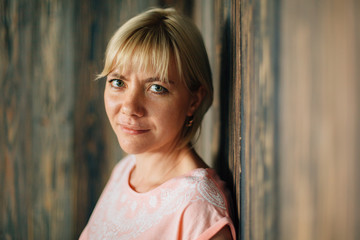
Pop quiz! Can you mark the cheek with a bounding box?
[151,99,189,127]
[104,89,118,118]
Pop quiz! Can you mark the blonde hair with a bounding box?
[99,8,213,148]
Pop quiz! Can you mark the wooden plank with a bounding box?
[0,0,33,238]
[1,0,74,239]
[279,0,360,239]
[240,0,280,239]
[231,0,241,231]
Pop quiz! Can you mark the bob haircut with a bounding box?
[98,8,213,148]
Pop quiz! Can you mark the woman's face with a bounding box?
[104,64,199,154]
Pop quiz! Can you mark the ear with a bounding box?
[187,86,206,116]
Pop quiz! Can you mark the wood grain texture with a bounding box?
[240,0,280,239]
[1,0,74,239]
[279,0,360,239]
[239,0,360,239]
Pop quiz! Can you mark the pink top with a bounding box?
[80,155,236,240]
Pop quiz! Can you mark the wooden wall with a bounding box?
[1,0,359,239]
[239,0,360,239]
[1,0,75,239]
[239,0,280,238]
[278,0,360,239]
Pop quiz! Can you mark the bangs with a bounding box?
[100,26,182,83]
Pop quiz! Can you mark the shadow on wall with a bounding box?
[214,15,239,232]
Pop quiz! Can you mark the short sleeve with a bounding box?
[180,200,236,240]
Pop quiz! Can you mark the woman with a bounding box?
[80,8,236,240]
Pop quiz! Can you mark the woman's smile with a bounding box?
[118,124,150,135]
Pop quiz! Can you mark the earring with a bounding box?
[186,117,194,127]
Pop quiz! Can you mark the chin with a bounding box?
[120,146,146,155]
[117,137,151,155]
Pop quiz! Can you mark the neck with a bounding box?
[129,146,207,193]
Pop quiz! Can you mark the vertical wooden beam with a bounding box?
[279,0,360,239]
[1,0,34,238]
[231,0,242,235]
[1,0,74,239]
[30,1,74,238]
[240,0,280,239]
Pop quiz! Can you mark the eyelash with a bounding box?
[109,79,125,88]
[108,79,169,95]
[149,84,169,95]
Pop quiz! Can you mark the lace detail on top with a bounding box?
[85,157,230,240]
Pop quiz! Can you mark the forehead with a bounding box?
[109,55,181,84]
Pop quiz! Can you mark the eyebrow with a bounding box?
[108,73,174,84]
[146,77,176,85]
[108,73,123,78]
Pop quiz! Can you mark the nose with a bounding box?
[120,88,145,117]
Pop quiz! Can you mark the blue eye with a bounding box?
[110,79,125,88]
[150,84,168,94]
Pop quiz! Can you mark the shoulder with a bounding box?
[177,169,236,240]
[183,169,229,210]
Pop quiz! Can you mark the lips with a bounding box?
[118,124,150,135]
